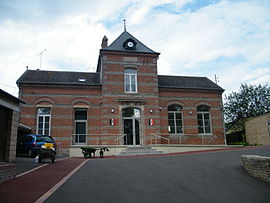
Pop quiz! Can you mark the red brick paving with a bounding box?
[0,157,85,203]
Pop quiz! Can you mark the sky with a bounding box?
[0,0,269,97]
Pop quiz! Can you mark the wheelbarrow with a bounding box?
[81,147,109,158]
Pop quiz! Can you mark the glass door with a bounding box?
[122,107,141,146]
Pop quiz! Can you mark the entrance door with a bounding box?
[122,107,140,146]
[123,118,140,145]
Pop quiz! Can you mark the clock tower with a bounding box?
[96,31,160,146]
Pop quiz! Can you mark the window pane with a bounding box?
[125,75,130,92]
[168,119,175,127]
[131,83,136,92]
[38,122,43,129]
[176,126,183,133]
[169,126,175,133]
[79,134,86,143]
[125,75,130,91]
[205,127,211,133]
[75,110,87,120]
[175,119,182,126]
[204,120,210,127]
[38,107,51,115]
[45,116,50,122]
[38,117,43,123]
[197,114,202,119]
[198,126,204,133]
[168,113,174,119]
[197,105,210,112]
[125,69,136,74]
[175,113,182,119]
[122,108,134,117]
[134,109,140,118]
[75,122,86,134]
[168,104,182,111]
[131,75,135,83]
[198,119,204,132]
[204,113,210,120]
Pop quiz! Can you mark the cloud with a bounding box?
[0,0,269,97]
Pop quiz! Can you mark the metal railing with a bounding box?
[148,133,170,146]
[148,133,171,154]
[113,134,127,146]
[71,133,217,146]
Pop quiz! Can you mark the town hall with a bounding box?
[17,29,225,156]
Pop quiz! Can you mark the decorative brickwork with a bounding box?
[17,31,225,154]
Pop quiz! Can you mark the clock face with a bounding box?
[127,41,134,48]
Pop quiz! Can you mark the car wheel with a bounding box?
[28,149,33,158]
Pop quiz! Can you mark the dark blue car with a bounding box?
[17,134,56,157]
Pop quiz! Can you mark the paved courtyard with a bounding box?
[46,147,270,203]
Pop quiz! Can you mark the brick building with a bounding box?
[17,30,225,155]
[245,113,270,145]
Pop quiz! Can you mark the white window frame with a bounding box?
[197,111,212,135]
[36,107,51,136]
[124,68,137,93]
[167,104,184,134]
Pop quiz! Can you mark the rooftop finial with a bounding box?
[123,19,126,31]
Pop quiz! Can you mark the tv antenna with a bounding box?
[37,49,47,69]
[215,74,219,84]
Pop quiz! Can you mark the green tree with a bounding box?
[224,83,270,143]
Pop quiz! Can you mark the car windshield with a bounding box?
[36,136,54,143]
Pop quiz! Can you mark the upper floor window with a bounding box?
[168,104,183,134]
[124,68,137,93]
[197,105,212,134]
[37,107,51,136]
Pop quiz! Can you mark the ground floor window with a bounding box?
[37,107,51,136]
[197,105,212,134]
[74,109,87,144]
[168,104,183,134]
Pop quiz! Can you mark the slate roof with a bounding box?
[158,75,224,92]
[102,31,159,54]
[17,70,100,86]
[17,70,223,92]
[0,89,24,104]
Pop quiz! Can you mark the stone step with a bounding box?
[117,147,163,156]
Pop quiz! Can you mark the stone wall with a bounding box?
[245,113,270,145]
[0,164,16,183]
[241,155,270,183]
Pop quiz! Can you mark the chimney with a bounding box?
[101,35,108,48]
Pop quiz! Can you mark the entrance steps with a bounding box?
[117,146,164,156]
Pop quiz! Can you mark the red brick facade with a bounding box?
[18,31,225,152]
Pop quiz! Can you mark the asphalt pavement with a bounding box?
[45,147,270,203]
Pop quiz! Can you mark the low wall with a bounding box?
[241,155,270,183]
[0,164,16,183]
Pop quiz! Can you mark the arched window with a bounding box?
[168,104,183,134]
[124,68,137,93]
[37,107,51,136]
[197,105,211,134]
